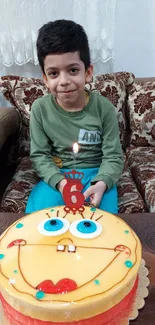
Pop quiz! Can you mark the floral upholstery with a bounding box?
[0,76,48,157]
[118,154,146,213]
[0,157,39,213]
[127,81,155,146]
[0,76,47,119]
[86,71,135,149]
[126,147,155,212]
[0,71,150,213]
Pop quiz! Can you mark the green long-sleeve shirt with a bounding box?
[30,92,124,190]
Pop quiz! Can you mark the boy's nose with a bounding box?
[59,73,70,86]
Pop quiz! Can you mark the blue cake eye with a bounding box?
[70,219,102,239]
[38,218,70,236]
[44,219,63,232]
[77,220,97,233]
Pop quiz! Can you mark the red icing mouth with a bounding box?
[36,279,77,294]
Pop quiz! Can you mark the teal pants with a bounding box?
[25,168,118,214]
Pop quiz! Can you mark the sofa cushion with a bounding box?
[0,76,47,121]
[0,157,39,213]
[86,71,135,149]
[0,76,48,157]
[126,146,155,212]
[118,154,146,213]
[127,80,155,146]
[0,72,135,156]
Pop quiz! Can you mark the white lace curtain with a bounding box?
[0,0,116,75]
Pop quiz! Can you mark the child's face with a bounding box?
[43,52,93,109]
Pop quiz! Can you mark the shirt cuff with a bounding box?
[48,173,65,190]
[91,174,113,190]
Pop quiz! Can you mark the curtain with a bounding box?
[0,0,116,74]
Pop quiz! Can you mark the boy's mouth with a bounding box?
[60,90,76,94]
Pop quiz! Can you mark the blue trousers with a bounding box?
[25,168,118,214]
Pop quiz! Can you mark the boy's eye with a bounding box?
[48,71,58,77]
[70,68,78,74]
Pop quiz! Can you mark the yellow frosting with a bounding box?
[0,206,141,322]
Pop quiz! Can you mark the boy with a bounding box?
[25,19,124,214]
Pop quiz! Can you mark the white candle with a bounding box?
[73,142,79,154]
[72,142,79,168]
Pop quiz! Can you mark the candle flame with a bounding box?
[73,142,79,154]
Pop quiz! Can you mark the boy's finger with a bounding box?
[91,193,101,207]
[90,197,99,207]
[83,187,94,200]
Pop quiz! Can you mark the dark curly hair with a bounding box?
[37,19,91,73]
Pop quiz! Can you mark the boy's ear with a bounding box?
[43,74,49,88]
[85,64,93,83]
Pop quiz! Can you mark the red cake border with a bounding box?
[0,276,138,325]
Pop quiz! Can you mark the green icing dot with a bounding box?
[94,279,100,285]
[125,260,133,268]
[50,209,55,212]
[124,230,129,234]
[16,223,23,229]
[36,291,45,299]
[0,254,5,260]
[13,270,18,274]
[90,207,96,212]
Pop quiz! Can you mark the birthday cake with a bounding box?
[0,205,141,325]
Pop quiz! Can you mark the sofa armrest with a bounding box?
[0,107,20,150]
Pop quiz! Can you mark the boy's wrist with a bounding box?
[57,179,67,194]
[92,180,107,191]
[96,180,107,191]
[91,175,113,190]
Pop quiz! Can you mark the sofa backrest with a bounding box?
[135,77,155,83]
[127,77,155,147]
[0,72,135,157]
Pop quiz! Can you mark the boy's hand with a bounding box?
[57,179,67,194]
[83,181,107,207]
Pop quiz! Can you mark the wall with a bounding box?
[114,0,155,77]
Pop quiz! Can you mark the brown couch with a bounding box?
[0,72,155,213]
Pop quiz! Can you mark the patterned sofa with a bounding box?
[0,72,155,213]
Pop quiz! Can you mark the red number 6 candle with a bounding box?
[63,170,85,214]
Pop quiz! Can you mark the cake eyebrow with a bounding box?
[46,213,51,219]
[46,210,103,221]
[45,211,60,219]
[95,215,103,222]
[79,212,85,219]
[90,212,95,220]
[62,212,68,218]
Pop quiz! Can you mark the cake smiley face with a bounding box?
[0,206,141,304]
